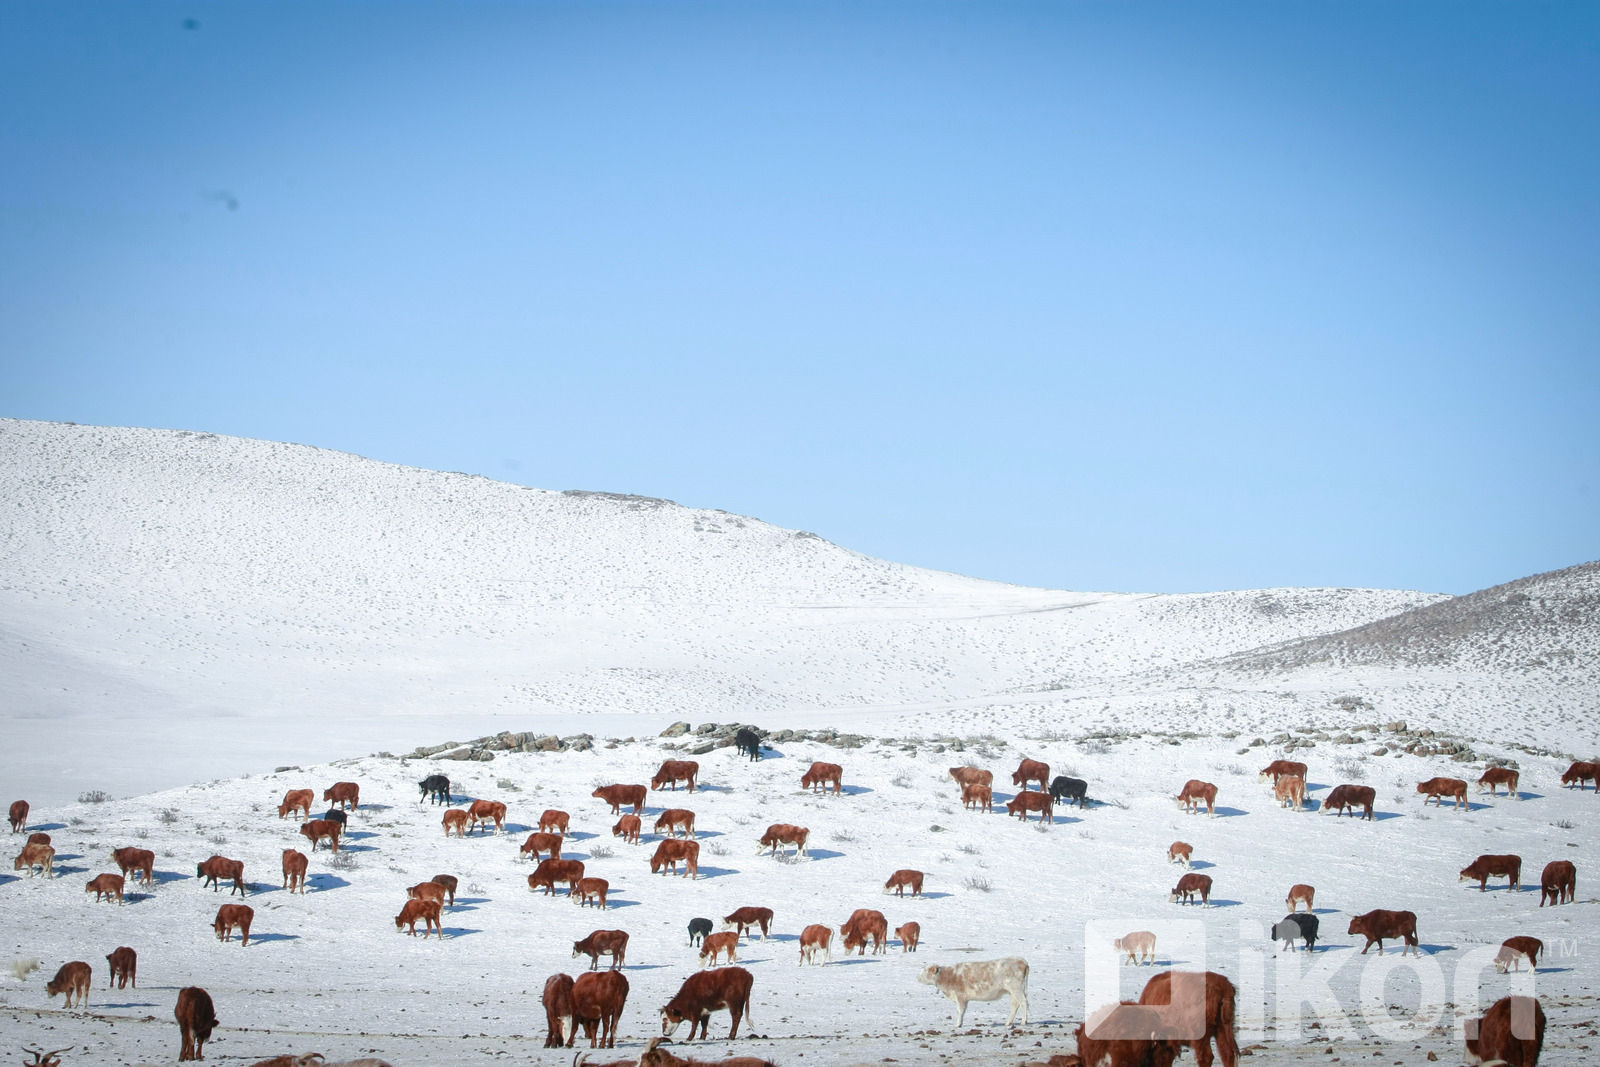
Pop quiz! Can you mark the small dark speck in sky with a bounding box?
[182,18,200,30]
[203,190,240,211]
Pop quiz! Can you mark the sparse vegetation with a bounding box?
[158,808,180,825]
[208,832,228,846]
[956,842,980,855]
[1334,757,1368,780]
[329,851,357,870]
[587,844,614,859]
[1081,740,1110,756]
[1554,819,1576,830]
[830,829,857,844]
[707,842,729,856]
[962,874,992,892]
[78,789,111,804]
[891,771,914,788]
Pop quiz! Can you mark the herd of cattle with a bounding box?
[7,737,1594,1065]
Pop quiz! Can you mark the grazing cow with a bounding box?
[1170,873,1212,906]
[27,831,50,847]
[214,903,254,945]
[1460,854,1522,892]
[14,842,54,877]
[1258,760,1308,785]
[196,855,246,896]
[418,774,450,805]
[1176,780,1218,816]
[574,877,610,908]
[282,849,308,894]
[442,809,469,837]
[734,726,762,761]
[660,966,756,1041]
[1463,995,1545,1067]
[322,781,360,811]
[1050,775,1089,808]
[394,898,442,938]
[652,760,700,793]
[1012,758,1050,792]
[1006,789,1054,823]
[1417,776,1469,810]
[571,969,629,1049]
[1075,1004,1184,1067]
[1322,783,1377,820]
[800,761,844,795]
[949,766,993,793]
[800,923,833,964]
[1115,931,1157,966]
[278,789,314,820]
[1137,970,1240,1067]
[1495,936,1544,973]
[540,809,571,835]
[839,908,888,956]
[175,986,218,1062]
[699,931,740,967]
[613,814,642,843]
[1478,766,1521,798]
[543,973,576,1048]
[430,874,458,905]
[87,873,126,904]
[723,905,774,940]
[649,838,700,879]
[45,961,92,1008]
[1286,883,1315,912]
[635,1036,776,1067]
[467,799,507,835]
[112,845,156,886]
[1560,760,1599,790]
[656,809,697,839]
[1539,860,1576,906]
[593,784,648,815]
[917,957,1030,1028]
[407,881,447,907]
[885,868,924,897]
[896,921,921,953]
[1347,909,1418,956]
[756,823,808,858]
[1274,775,1306,811]
[1272,913,1319,952]
[300,819,341,853]
[1168,842,1193,867]
[573,929,629,970]
[520,831,564,862]
[529,858,586,896]
[961,782,993,812]
[106,946,137,989]
[8,799,28,833]
[688,917,713,945]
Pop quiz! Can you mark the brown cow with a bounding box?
[895,921,921,953]
[593,784,648,815]
[1012,758,1049,791]
[1463,995,1544,1067]
[650,838,700,878]
[214,903,254,946]
[407,881,447,906]
[1285,884,1314,912]
[322,781,359,810]
[840,907,888,955]
[571,969,630,1048]
[961,781,993,812]
[520,831,564,862]
[756,823,808,858]
[1478,766,1521,799]
[113,846,156,886]
[196,855,246,895]
[723,905,774,940]
[442,809,469,837]
[106,946,137,989]
[949,767,993,795]
[87,872,125,904]
[636,1036,776,1067]
[660,966,755,1041]
[1460,854,1521,892]
[1137,970,1240,1067]
[467,798,507,835]
[1168,841,1193,867]
[26,831,50,847]
[431,873,458,906]
[1417,777,1469,810]
[1540,860,1576,906]
[544,973,575,1047]
[656,809,697,839]
[799,923,833,964]
[540,809,571,835]
[801,761,844,795]
[45,961,91,1008]
[1495,936,1544,973]
[1076,1004,1184,1067]
[278,789,314,820]
[14,841,54,877]
[1258,759,1308,785]
[1347,909,1418,956]
[395,897,442,937]
[1170,873,1212,907]
[282,849,308,894]
[1322,783,1376,820]
[1006,789,1054,823]
[652,760,700,793]
[573,929,629,971]
[300,819,341,853]
[8,799,28,833]
[574,877,610,908]
[529,858,586,895]
[699,931,740,967]
[1176,780,1218,816]
[1560,760,1599,790]
[885,868,924,897]
[175,986,218,1061]
[1274,775,1306,812]
[613,814,642,843]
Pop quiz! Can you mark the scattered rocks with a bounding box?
[659,722,691,737]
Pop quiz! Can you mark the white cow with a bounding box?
[917,957,1029,1028]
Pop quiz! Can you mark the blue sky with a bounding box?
[3,2,1596,595]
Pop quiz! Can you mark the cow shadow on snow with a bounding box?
[1209,807,1248,819]
[306,874,350,892]
[803,848,844,862]
[333,842,379,854]
[342,829,380,842]
[1187,860,1217,870]
[99,1001,159,1010]
[245,933,300,945]
[686,865,737,880]
[566,830,598,842]
[839,784,874,797]
[29,821,68,832]
[451,896,491,907]
[440,926,482,938]
[1372,811,1403,822]
[912,890,954,900]
[152,869,190,886]
[830,957,882,966]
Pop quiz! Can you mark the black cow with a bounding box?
[418,774,451,805]
[734,727,762,761]
[1272,913,1319,952]
[688,917,713,945]
[1049,775,1088,808]
[320,809,348,832]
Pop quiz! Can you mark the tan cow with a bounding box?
[756,823,808,858]
[895,921,921,953]
[86,873,125,904]
[649,839,699,879]
[612,815,642,844]
[214,903,255,946]
[112,846,156,886]
[799,923,833,964]
[46,961,92,1008]
[656,809,697,839]
[651,760,700,793]
[573,877,610,909]
[699,931,740,967]
[885,869,924,897]
[1274,775,1306,811]
[1011,758,1049,792]
[1477,766,1521,799]
[961,781,993,812]
[1176,780,1218,816]
[278,789,314,820]
[521,831,564,862]
[395,897,442,938]
[800,761,843,795]
[1417,777,1469,811]
[14,842,54,877]
[1114,931,1157,966]
[442,809,469,837]
[467,799,507,835]
[539,809,571,835]
[1168,842,1193,867]
[322,781,360,811]
[282,849,309,894]
[1286,883,1315,912]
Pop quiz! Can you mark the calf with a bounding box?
[839,908,888,956]
[799,923,833,964]
[1540,859,1576,906]
[26,831,50,847]
[651,760,700,793]
[196,855,246,896]
[699,931,740,967]
[613,814,642,843]
[1170,873,1212,906]
[656,808,697,839]
[528,858,586,896]
[917,957,1029,1028]
[660,966,756,1041]
[961,782,993,812]
[1348,909,1418,956]
[574,929,630,971]
[1495,936,1544,973]
[106,946,137,989]
[1049,775,1088,808]
[1114,931,1156,965]
[430,874,458,906]
[1478,766,1520,799]
[395,897,442,937]
[1463,995,1544,1067]
[593,784,648,815]
[885,868,924,897]
[1274,775,1306,811]
[1322,783,1377,820]
[175,986,218,1062]
[1460,854,1521,892]
[539,809,571,835]
[723,905,774,940]
[113,845,156,886]
[1560,760,1599,790]
[734,726,762,761]
[278,788,314,820]
[687,917,713,946]
[571,969,629,1049]
[1075,1004,1185,1067]
[756,823,807,858]
[322,781,360,811]
[650,838,699,878]
[1136,970,1240,1067]
[466,798,507,835]
[1012,758,1050,792]
[442,809,469,837]
[573,877,609,909]
[1272,913,1318,952]
[418,773,450,805]
[407,881,447,907]
[520,831,564,862]
[282,849,309,894]
[13,842,54,877]
[1006,789,1054,823]
[1286,883,1314,912]
[214,903,254,945]
[1259,759,1308,785]
[46,961,92,1009]
[1168,841,1193,867]
[544,973,576,1047]
[8,798,28,833]
[800,761,843,795]
[1417,776,1469,810]
[1176,780,1218,816]
[895,921,921,953]
[87,872,125,904]
[300,818,341,853]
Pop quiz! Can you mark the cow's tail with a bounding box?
[1216,980,1240,1067]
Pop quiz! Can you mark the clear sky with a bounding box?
[3,2,1596,596]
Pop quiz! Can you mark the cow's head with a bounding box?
[915,965,941,987]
